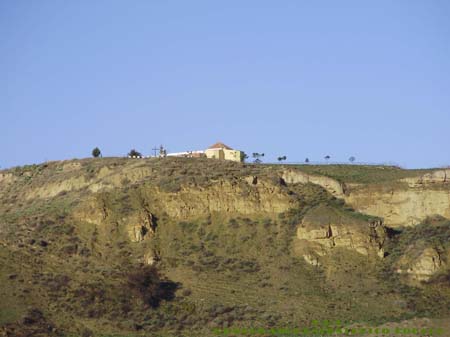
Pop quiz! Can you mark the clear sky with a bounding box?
[1,0,449,169]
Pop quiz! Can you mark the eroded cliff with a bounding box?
[344,170,450,228]
[1,158,449,337]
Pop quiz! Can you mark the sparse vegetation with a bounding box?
[292,164,433,184]
[1,158,449,336]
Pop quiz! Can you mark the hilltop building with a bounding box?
[204,142,244,162]
[166,150,205,158]
[164,142,244,162]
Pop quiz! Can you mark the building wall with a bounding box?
[205,148,224,160]
[205,148,244,162]
[224,149,243,162]
[167,151,206,158]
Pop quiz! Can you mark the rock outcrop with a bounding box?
[294,205,387,265]
[0,172,15,186]
[24,165,155,199]
[343,169,450,228]
[281,169,346,198]
[401,169,450,186]
[150,178,295,218]
[127,210,157,242]
[345,186,450,228]
[395,244,449,282]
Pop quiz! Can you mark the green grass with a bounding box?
[290,164,434,184]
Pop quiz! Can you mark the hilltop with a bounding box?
[0,158,449,336]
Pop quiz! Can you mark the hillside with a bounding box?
[0,158,449,337]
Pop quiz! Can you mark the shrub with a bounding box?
[179,221,197,232]
[228,218,239,228]
[127,266,178,308]
[158,177,182,192]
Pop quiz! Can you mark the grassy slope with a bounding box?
[291,164,433,184]
[0,158,449,336]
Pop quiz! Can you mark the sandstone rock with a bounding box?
[303,254,321,266]
[295,205,386,259]
[127,211,156,242]
[401,169,450,186]
[395,245,447,282]
[150,179,295,218]
[129,225,149,242]
[61,162,82,172]
[281,169,346,198]
[143,252,157,265]
[244,176,258,185]
[345,187,450,228]
[297,225,331,240]
[0,172,16,186]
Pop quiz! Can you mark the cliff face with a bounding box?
[294,205,386,266]
[3,161,449,233]
[281,168,450,228]
[281,169,345,198]
[146,178,295,218]
[344,170,450,228]
[395,245,449,282]
[345,187,450,228]
[72,176,297,252]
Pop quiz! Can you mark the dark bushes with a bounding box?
[127,265,178,308]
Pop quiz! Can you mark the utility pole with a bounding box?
[152,146,159,157]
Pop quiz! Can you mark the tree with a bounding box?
[92,147,101,158]
[242,152,249,162]
[128,149,142,158]
[305,158,310,163]
[252,153,265,164]
[277,156,287,162]
[324,155,330,163]
[349,156,356,163]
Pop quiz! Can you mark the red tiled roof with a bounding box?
[208,142,233,150]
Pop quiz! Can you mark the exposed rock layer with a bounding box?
[395,244,449,282]
[294,205,387,265]
[281,170,346,198]
[345,187,450,228]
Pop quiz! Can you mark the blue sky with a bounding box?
[1,0,449,169]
